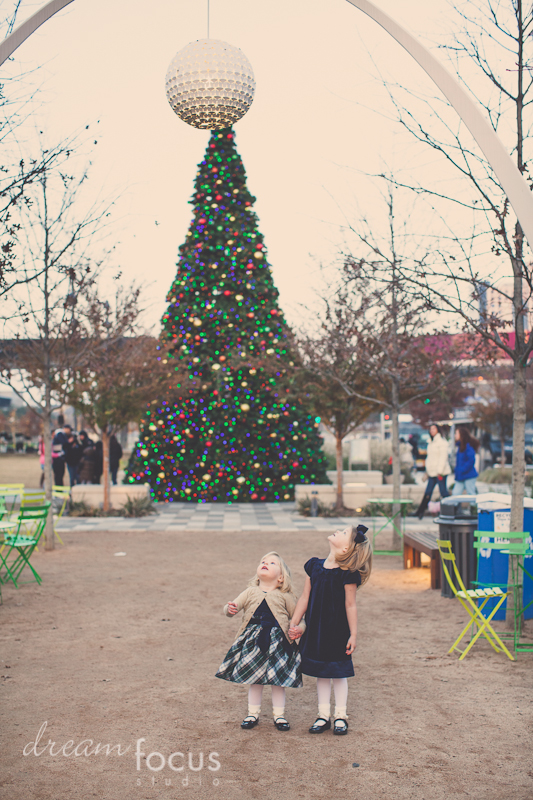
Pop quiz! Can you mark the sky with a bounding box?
[0,0,513,331]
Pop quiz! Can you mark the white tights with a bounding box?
[247,684,286,719]
[316,677,348,721]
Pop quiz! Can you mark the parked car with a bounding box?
[489,436,533,465]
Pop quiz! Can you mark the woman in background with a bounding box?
[414,424,451,519]
[452,427,479,496]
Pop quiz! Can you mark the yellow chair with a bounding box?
[21,490,46,508]
[51,486,71,545]
[437,539,515,661]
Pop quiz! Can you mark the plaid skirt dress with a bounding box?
[216,601,302,688]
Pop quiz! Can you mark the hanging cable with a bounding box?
[207,0,210,38]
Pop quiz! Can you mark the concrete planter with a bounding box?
[326,470,383,486]
[72,483,150,509]
[295,483,425,510]
[384,475,405,485]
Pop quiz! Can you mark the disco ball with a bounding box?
[165,39,255,130]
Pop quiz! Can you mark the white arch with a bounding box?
[1,0,533,249]
[0,0,73,64]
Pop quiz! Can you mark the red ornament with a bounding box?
[223,290,231,296]
[199,218,206,224]
[256,243,263,250]
[206,441,212,447]
[215,194,223,201]
[292,462,299,467]
[251,493,258,500]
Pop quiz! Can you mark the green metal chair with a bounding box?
[473,530,533,656]
[436,538,515,661]
[0,503,51,588]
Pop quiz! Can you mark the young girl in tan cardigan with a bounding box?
[216,551,303,731]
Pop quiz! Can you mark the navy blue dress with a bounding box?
[299,558,361,678]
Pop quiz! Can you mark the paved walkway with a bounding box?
[56,501,434,534]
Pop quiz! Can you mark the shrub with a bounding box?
[68,496,157,517]
[121,495,157,517]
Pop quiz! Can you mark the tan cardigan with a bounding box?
[224,585,306,643]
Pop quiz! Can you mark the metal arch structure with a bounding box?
[1,0,533,249]
[0,0,74,64]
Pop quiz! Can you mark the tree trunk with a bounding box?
[508,0,526,630]
[102,428,111,513]
[508,356,527,628]
[43,396,55,551]
[391,380,402,551]
[335,432,344,513]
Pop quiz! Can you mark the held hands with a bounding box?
[227,602,238,616]
[346,635,357,655]
[288,625,304,641]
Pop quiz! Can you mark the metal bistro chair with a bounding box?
[51,486,71,545]
[0,503,51,589]
[436,539,515,661]
[473,530,533,656]
[0,484,24,521]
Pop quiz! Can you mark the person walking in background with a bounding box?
[94,440,103,484]
[38,434,45,488]
[109,434,123,486]
[414,424,451,519]
[452,427,479,496]
[78,439,97,484]
[51,420,70,486]
[64,428,81,487]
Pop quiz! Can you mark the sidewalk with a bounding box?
[56,501,436,534]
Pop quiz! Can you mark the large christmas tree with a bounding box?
[126,127,327,502]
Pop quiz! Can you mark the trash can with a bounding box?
[436,496,478,598]
[476,495,533,620]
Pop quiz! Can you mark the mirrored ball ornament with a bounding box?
[165,39,255,130]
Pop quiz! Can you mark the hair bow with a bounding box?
[355,524,368,544]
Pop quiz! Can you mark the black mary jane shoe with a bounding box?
[273,717,290,731]
[309,717,331,734]
[333,718,348,736]
[241,715,259,729]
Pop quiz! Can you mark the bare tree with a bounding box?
[0,145,113,548]
[366,1,533,620]
[340,191,475,544]
[68,284,165,512]
[296,294,375,511]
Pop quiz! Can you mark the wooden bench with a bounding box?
[403,530,441,590]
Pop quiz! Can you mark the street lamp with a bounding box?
[1,0,533,250]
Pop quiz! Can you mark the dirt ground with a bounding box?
[1,528,531,800]
[0,454,42,489]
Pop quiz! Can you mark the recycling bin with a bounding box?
[477,498,533,620]
[436,496,478,598]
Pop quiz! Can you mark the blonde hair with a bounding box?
[248,551,294,594]
[335,527,373,586]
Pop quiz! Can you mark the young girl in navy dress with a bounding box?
[289,524,372,735]
[216,552,303,731]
